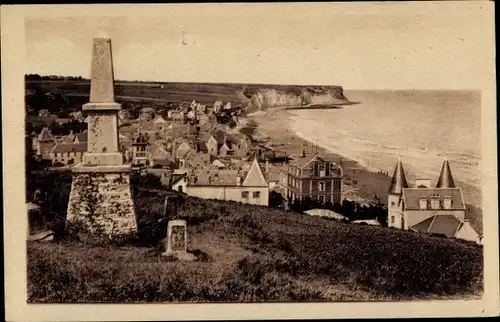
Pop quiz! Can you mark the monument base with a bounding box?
[67,164,137,239]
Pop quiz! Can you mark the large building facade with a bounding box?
[284,154,343,205]
[387,159,479,243]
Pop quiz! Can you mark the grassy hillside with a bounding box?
[28,190,483,303]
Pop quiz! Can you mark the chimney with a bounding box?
[89,37,115,103]
[236,168,242,186]
[265,159,269,176]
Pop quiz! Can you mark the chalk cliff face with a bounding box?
[243,86,349,111]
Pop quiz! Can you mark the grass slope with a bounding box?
[27,191,483,303]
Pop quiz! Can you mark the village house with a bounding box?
[197,113,209,125]
[138,112,153,123]
[173,138,193,161]
[33,127,56,160]
[149,141,173,168]
[172,173,188,193]
[152,115,169,130]
[183,151,212,171]
[196,103,207,114]
[49,130,88,165]
[185,156,270,206]
[283,153,343,205]
[172,111,186,123]
[140,107,155,118]
[388,159,480,243]
[131,133,150,166]
[206,130,225,156]
[211,158,227,169]
[213,100,223,113]
[50,142,87,165]
[187,109,196,120]
[69,110,85,123]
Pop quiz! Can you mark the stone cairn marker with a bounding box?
[66,37,137,239]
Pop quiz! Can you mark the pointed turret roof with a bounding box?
[242,156,268,187]
[436,160,456,188]
[38,127,54,142]
[388,160,409,194]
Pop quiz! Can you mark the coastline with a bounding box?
[241,108,483,234]
[242,109,392,205]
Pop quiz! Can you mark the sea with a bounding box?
[290,90,482,207]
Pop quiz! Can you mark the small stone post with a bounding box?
[162,220,196,261]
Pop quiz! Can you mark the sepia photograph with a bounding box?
[2,2,498,320]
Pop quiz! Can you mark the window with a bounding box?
[253,191,260,198]
[319,182,325,192]
[333,180,341,191]
[241,191,249,198]
[430,198,440,210]
[319,164,326,177]
[318,195,325,204]
[419,199,427,210]
[444,197,452,209]
[391,216,395,224]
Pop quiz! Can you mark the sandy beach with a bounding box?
[241,109,392,205]
[240,108,482,234]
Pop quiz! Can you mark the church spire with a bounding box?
[436,159,456,188]
[388,159,409,194]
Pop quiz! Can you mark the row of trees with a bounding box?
[25,74,85,81]
[26,120,87,136]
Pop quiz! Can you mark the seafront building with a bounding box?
[387,159,480,243]
[183,156,270,206]
[283,153,343,205]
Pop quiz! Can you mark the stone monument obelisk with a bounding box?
[66,37,137,238]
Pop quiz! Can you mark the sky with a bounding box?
[24,3,494,89]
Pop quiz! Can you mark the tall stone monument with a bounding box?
[66,37,137,238]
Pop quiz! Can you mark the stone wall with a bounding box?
[67,171,137,238]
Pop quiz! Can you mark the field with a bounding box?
[27,186,483,303]
[26,79,345,105]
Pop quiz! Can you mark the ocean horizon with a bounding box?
[290,89,482,207]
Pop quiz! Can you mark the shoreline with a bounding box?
[241,109,392,205]
[240,108,483,234]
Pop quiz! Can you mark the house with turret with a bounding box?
[33,127,56,160]
[388,158,480,243]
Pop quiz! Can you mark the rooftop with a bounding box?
[411,215,463,238]
[51,142,87,153]
[402,188,465,210]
